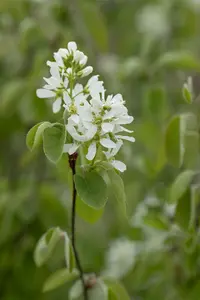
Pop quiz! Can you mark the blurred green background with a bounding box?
[1,0,200,299]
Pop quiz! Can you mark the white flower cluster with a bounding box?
[103,238,138,279]
[36,41,134,172]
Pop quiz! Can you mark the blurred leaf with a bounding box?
[188,280,200,300]
[175,189,191,231]
[184,132,199,168]
[74,171,108,209]
[183,77,193,104]
[103,278,130,300]
[79,2,108,52]
[143,215,169,230]
[76,196,104,224]
[34,227,62,267]
[69,280,83,300]
[26,121,51,151]
[144,85,167,120]
[63,232,75,272]
[43,123,66,163]
[107,170,127,216]
[156,51,200,71]
[165,115,185,167]
[170,170,195,203]
[43,268,79,292]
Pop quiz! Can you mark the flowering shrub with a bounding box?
[27,41,134,299]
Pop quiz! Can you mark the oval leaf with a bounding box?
[43,123,66,163]
[175,189,191,231]
[74,171,108,209]
[107,170,127,216]
[165,115,185,167]
[43,268,79,293]
[34,227,62,267]
[170,170,195,203]
[76,196,104,224]
[26,121,51,151]
[103,278,130,300]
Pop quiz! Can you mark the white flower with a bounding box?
[36,76,69,113]
[103,238,138,279]
[87,75,105,100]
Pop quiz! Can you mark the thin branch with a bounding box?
[69,153,88,300]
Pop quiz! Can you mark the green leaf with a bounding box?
[26,121,51,151]
[43,123,66,163]
[76,196,104,224]
[88,280,108,300]
[184,132,199,168]
[34,227,62,267]
[103,278,130,300]
[170,170,195,203]
[144,85,167,120]
[156,51,200,71]
[74,171,108,209]
[165,115,185,167]
[69,280,83,300]
[107,170,126,216]
[183,83,193,104]
[143,215,169,230]
[63,232,75,272]
[43,268,79,292]
[175,189,191,231]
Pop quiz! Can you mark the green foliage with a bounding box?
[43,124,66,163]
[74,171,108,209]
[43,269,79,292]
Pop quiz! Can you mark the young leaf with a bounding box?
[69,280,83,300]
[34,227,62,267]
[26,121,51,151]
[156,51,200,71]
[103,278,130,300]
[165,115,185,167]
[43,268,79,293]
[88,279,108,300]
[76,196,104,224]
[107,170,127,216]
[62,232,75,272]
[43,123,66,163]
[74,171,108,209]
[170,170,195,203]
[175,189,191,231]
[143,215,169,231]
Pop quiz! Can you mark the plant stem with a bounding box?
[69,153,88,300]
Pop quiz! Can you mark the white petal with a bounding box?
[43,77,60,89]
[115,115,134,124]
[36,89,55,98]
[81,66,93,77]
[66,124,87,142]
[63,92,71,106]
[63,143,79,154]
[86,124,97,140]
[69,114,79,124]
[50,65,60,79]
[111,160,127,172]
[112,93,124,104]
[100,138,116,148]
[68,41,77,53]
[102,122,114,133]
[63,78,69,88]
[115,135,135,142]
[58,48,68,57]
[86,142,97,160]
[53,98,62,113]
[116,126,133,133]
[74,50,85,63]
[54,53,64,67]
[80,55,88,66]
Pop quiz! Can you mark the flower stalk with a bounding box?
[69,153,88,300]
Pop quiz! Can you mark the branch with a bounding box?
[69,153,88,300]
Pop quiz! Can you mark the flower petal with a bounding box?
[43,77,60,89]
[102,122,114,133]
[111,160,127,172]
[69,114,80,125]
[68,41,77,53]
[53,98,62,113]
[81,66,93,77]
[63,143,79,154]
[63,92,71,107]
[100,138,116,148]
[86,142,97,161]
[115,135,135,142]
[36,89,55,98]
